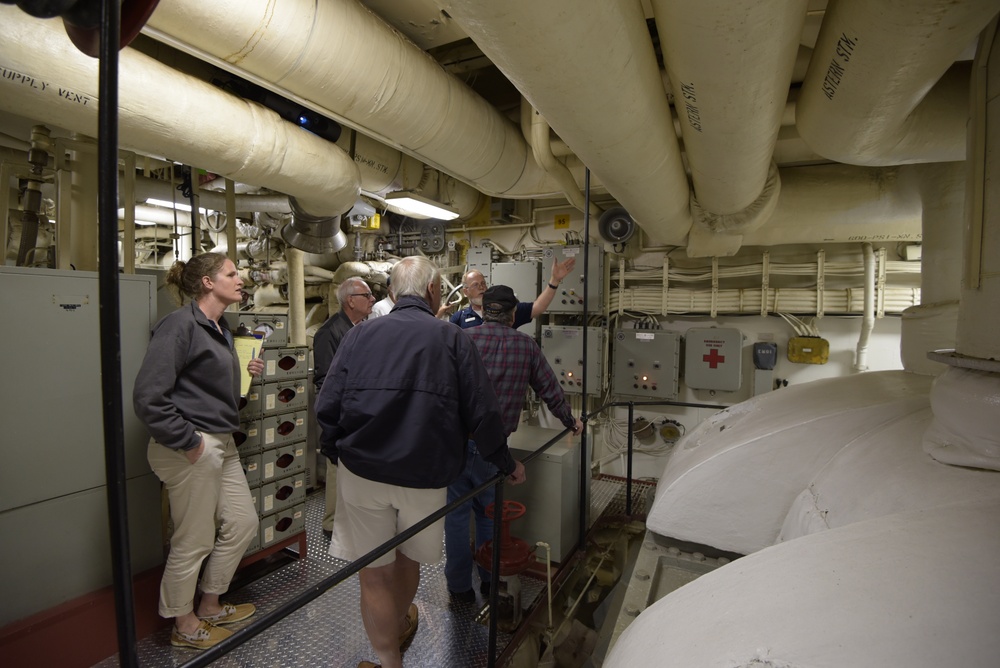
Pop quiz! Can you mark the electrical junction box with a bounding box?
[787,336,830,364]
[611,329,681,399]
[466,246,492,284]
[684,327,744,391]
[543,244,604,314]
[491,261,541,337]
[541,325,605,395]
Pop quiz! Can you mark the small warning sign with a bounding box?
[554,213,570,229]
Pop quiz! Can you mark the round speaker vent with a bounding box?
[598,207,635,244]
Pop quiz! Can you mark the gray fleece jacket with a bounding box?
[133,301,241,451]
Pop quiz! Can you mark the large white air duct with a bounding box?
[440,0,692,245]
[797,0,997,166]
[143,0,560,199]
[650,0,807,219]
[0,7,360,219]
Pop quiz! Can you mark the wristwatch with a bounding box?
[547,282,559,290]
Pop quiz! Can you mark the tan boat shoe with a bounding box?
[197,602,256,625]
[399,603,418,648]
[170,620,233,649]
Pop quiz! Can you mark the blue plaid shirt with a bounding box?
[466,322,575,435]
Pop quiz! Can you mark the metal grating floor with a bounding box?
[94,476,649,668]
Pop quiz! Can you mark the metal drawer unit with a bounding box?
[261,442,306,483]
[260,410,308,450]
[242,453,262,487]
[237,313,289,348]
[239,385,262,419]
[260,472,306,517]
[261,378,309,415]
[235,418,262,456]
[260,346,309,382]
[260,502,306,549]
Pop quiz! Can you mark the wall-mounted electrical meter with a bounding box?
[684,327,744,391]
[541,325,605,395]
[612,329,681,399]
[543,244,603,314]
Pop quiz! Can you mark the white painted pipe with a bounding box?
[797,0,997,166]
[441,0,692,245]
[0,7,360,219]
[854,243,875,371]
[956,18,1000,363]
[143,0,559,199]
[286,248,306,346]
[741,164,922,247]
[526,101,601,218]
[651,0,807,216]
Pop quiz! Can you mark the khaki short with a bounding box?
[331,462,446,569]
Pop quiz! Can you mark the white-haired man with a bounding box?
[449,256,576,329]
[313,276,375,537]
[316,256,525,668]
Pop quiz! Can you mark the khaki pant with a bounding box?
[323,458,338,531]
[148,432,257,618]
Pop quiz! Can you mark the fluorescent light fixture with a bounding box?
[384,191,459,220]
[144,198,209,214]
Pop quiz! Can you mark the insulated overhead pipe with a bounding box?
[142,0,561,199]
[0,6,361,222]
[442,0,691,245]
[797,0,998,166]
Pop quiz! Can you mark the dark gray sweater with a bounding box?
[133,301,241,451]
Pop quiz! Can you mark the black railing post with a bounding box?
[487,477,505,668]
[97,2,138,666]
[626,402,634,515]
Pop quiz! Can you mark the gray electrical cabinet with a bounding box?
[466,246,492,284]
[504,425,584,564]
[543,244,603,314]
[491,261,541,337]
[0,267,163,627]
[612,329,681,399]
[540,325,606,395]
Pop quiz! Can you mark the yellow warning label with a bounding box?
[554,214,570,229]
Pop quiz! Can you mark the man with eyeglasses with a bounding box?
[448,256,576,329]
[313,275,375,538]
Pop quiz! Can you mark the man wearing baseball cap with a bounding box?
[445,285,584,603]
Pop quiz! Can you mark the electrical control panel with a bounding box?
[684,327,744,391]
[466,246,492,284]
[611,329,681,399]
[491,261,541,336]
[543,244,603,314]
[541,325,605,395]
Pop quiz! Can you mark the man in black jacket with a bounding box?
[316,256,525,668]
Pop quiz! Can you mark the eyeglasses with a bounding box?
[350,292,375,299]
[464,281,487,290]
